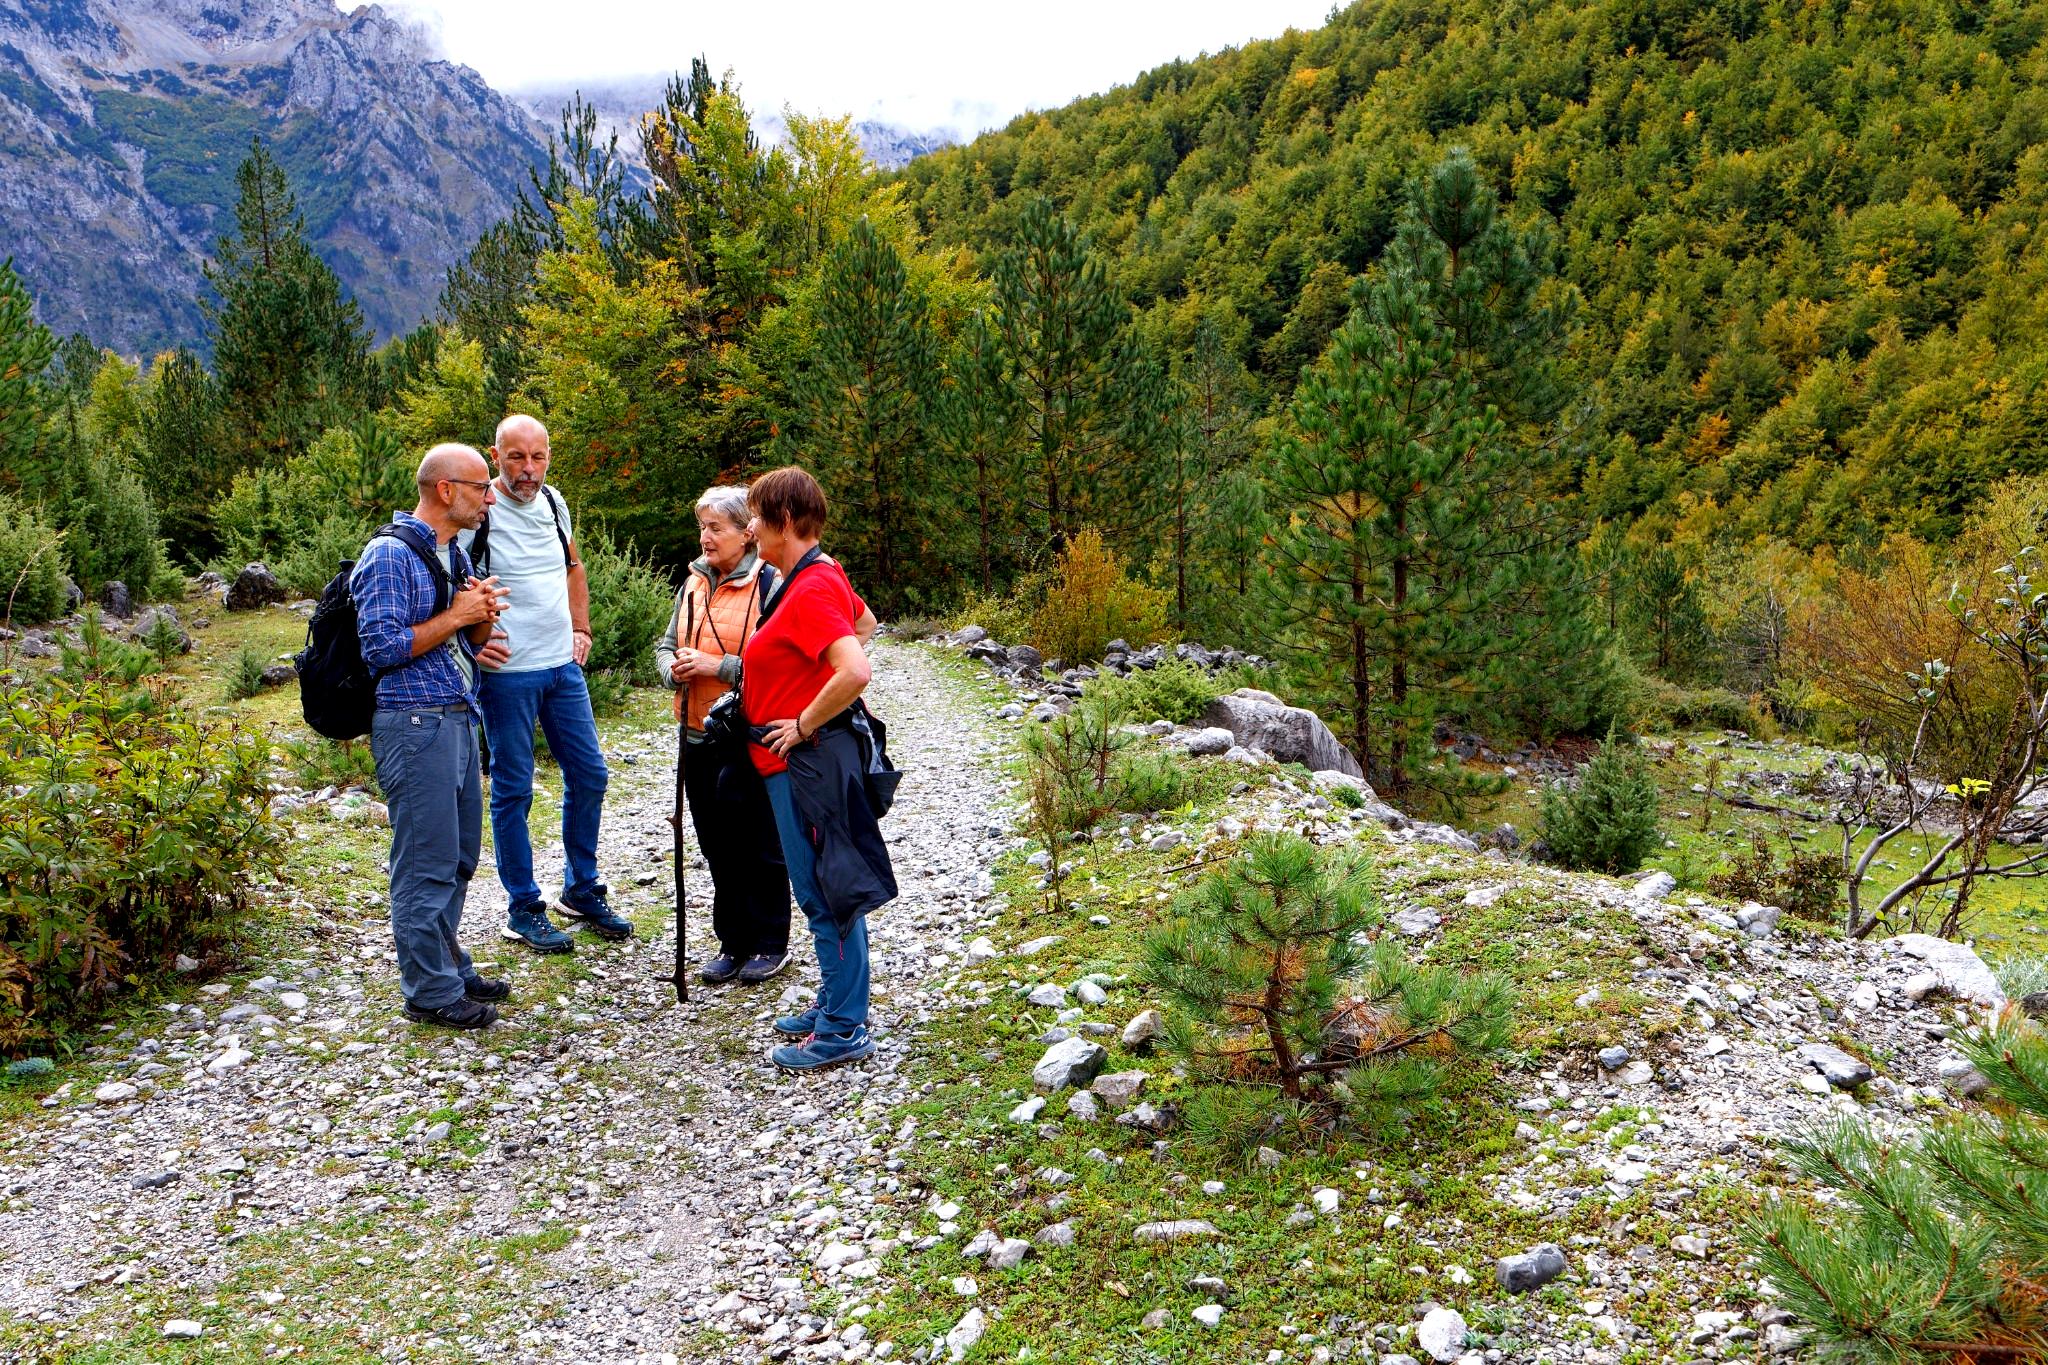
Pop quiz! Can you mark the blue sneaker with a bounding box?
[502,901,574,954]
[772,1028,875,1072]
[556,884,633,941]
[773,1006,822,1037]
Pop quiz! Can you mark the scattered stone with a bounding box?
[1090,1070,1148,1110]
[1312,1187,1340,1215]
[1182,727,1235,757]
[1796,1042,1874,1088]
[98,581,132,618]
[1192,1304,1224,1327]
[1075,980,1108,1007]
[1066,1091,1099,1121]
[1392,907,1442,937]
[1027,983,1068,1009]
[1120,1009,1163,1051]
[1597,1046,1630,1071]
[1132,1220,1219,1243]
[1141,1309,1171,1330]
[1496,1243,1567,1293]
[1938,1055,1992,1098]
[1034,1221,1075,1248]
[1009,1097,1046,1124]
[987,1238,1031,1270]
[1032,1038,1107,1092]
[966,937,1000,961]
[1634,870,1678,901]
[1848,982,1880,1013]
[1418,1306,1469,1362]
[1671,1235,1710,1259]
[1737,902,1782,938]
[1198,689,1364,777]
[127,605,191,653]
[1016,935,1062,957]
[93,1081,137,1104]
[945,1307,986,1361]
[162,1319,203,1340]
[130,1170,179,1190]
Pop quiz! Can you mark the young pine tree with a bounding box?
[1537,727,1662,873]
[1746,1010,2048,1362]
[1166,317,1255,633]
[789,220,941,614]
[140,348,226,562]
[989,198,1168,553]
[203,137,374,471]
[1143,835,1512,1150]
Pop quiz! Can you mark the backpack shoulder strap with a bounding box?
[373,522,451,617]
[543,485,575,568]
[468,511,491,576]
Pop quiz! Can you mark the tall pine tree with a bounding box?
[0,257,54,495]
[933,310,1023,596]
[989,199,1168,553]
[787,221,941,613]
[203,137,373,471]
[139,349,225,562]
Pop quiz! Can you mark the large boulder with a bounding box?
[1197,688,1364,778]
[224,563,286,612]
[97,580,132,618]
[1885,934,2004,1006]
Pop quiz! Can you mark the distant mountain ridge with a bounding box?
[0,0,552,353]
[506,79,956,173]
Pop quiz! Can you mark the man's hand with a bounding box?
[668,647,722,681]
[452,575,505,628]
[763,717,807,757]
[571,627,591,667]
[477,628,512,670]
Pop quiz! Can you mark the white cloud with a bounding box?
[384,0,1338,138]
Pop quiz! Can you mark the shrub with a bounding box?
[57,439,166,600]
[1639,678,1766,734]
[1029,530,1169,663]
[1538,727,1662,872]
[281,734,378,795]
[1706,832,1840,922]
[888,614,948,642]
[57,609,155,693]
[226,646,268,701]
[0,673,280,1051]
[1020,695,1132,836]
[946,580,1037,646]
[581,528,677,691]
[0,493,67,625]
[1745,1011,2048,1361]
[274,510,380,598]
[1088,656,1229,725]
[1109,750,1185,814]
[1142,835,1512,1154]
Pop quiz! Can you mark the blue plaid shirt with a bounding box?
[348,512,482,720]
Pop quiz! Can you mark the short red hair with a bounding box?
[748,466,829,539]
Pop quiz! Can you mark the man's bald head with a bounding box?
[417,443,489,490]
[494,414,548,448]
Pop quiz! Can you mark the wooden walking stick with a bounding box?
[663,592,693,1003]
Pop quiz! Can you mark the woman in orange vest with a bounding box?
[655,485,791,985]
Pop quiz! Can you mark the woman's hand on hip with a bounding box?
[763,717,807,757]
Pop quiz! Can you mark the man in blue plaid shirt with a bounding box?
[351,443,512,1029]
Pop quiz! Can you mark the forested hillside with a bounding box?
[898,0,2048,550]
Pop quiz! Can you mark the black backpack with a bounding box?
[294,522,451,741]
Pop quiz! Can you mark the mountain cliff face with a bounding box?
[0,0,551,353]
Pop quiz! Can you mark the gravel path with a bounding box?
[0,640,1011,1362]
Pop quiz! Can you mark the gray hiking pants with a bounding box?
[370,706,482,1009]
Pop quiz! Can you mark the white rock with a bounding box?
[817,1243,865,1271]
[277,991,309,1012]
[1312,1187,1340,1215]
[1417,1307,1468,1362]
[1192,1304,1225,1327]
[162,1320,204,1339]
[1075,980,1108,1007]
[986,1237,1031,1270]
[1635,870,1678,900]
[1016,936,1062,957]
[1032,1037,1107,1092]
[1009,1097,1046,1124]
[951,1276,978,1297]
[1886,933,2005,1005]
[946,1307,986,1362]
[966,937,1000,961]
[1027,983,1068,1009]
[93,1081,137,1103]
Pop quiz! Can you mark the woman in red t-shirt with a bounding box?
[742,467,880,1071]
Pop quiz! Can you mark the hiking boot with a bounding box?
[738,951,789,984]
[698,953,741,985]
[404,997,498,1030]
[502,901,574,955]
[772,1028,875,1072]
[463,975,512,1002]
[557,884,634,941]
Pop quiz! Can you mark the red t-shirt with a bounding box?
[743,559,868,776]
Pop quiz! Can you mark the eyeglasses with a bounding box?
[442,478,493,491]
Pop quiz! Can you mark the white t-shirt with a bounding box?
[456,484,574,673]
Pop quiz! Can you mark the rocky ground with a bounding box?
[0,629,2018,1365]
[0,639,1012,1363]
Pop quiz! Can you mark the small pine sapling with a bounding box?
[140,611,187,669]
[1745,1009,2048,1362]
[1539,725,1662,872]
[1142,835,1513,1151]
[227,646,268,701]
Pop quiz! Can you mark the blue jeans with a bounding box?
[478,663,609,908]
[370,708,482,1009]
[765,771,870,1036]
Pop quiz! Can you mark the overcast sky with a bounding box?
[386,0,1339,138]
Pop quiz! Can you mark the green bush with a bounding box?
[946,580,1037,646]
[274,510,379,598]
[581,527,677,693]
[1706,831,1841,922]
[281,733,378,796]
[1638,678,1766,735]
[57,439,167,600]
[0,493,67,624]
[1538,727,1662,873]
[1088,656,1230,725]
[0,672,280,1051]
[226,646,268,701]
[1109,749,1185,814]
[1029,531,1170,662]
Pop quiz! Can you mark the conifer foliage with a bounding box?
[1142,836,1513,1149]
[1537,727,1662,873]
[1746,1010,2048,1364]
[203,137,373,471]
[0,257,54,485]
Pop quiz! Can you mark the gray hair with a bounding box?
[695,485,752,532]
